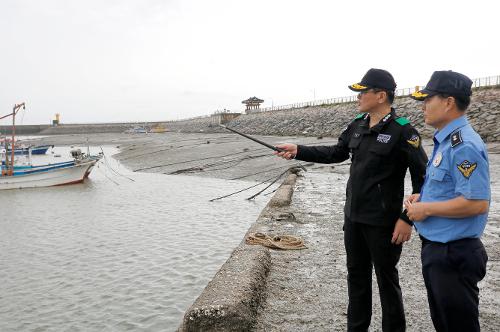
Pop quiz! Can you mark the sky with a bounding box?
[1,0,499,124]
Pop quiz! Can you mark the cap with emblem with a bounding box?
[348,68,397,92]
[411,70,473,101]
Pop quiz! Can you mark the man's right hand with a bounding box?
[274,144,298,160]
[404,193,420,209]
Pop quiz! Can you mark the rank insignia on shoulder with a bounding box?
[407,134,420,148]
[457,160,477,179]
[451,131,463,148]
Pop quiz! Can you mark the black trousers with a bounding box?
[420,236,488,332]
[344,218,405,332]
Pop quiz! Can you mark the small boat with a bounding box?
[124,126,149,134]
[150,124,167,133]
[0,159,98,189]
[0,103,101,190]
[7,144,54,155]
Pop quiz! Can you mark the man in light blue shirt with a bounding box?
[406,70,489,332]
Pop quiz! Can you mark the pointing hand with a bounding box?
[274,144,298,160]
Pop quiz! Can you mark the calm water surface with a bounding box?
[0,147,269,331]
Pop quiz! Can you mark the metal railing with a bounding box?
[168,75,500,121]
[256,74,500,113]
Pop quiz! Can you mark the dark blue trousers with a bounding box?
[344,218,405,332]
[420,236,488,332]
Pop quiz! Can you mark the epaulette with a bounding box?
[395,117,410,126]
[451,130,463,148]
[354,113,367,120]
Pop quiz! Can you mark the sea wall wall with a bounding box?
[0,124,51,135]
[36,122,167,135]
[177,171,299,331]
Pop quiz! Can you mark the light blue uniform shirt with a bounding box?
[415,116,490,243]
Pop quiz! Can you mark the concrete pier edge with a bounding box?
[178,171,299,331]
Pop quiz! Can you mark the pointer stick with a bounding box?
[219,124,284,152]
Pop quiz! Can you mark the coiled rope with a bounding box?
[245,232,307,250]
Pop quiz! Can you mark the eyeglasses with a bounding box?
[357,89,383,98]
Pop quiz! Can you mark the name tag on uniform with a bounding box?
[376,134,391,144]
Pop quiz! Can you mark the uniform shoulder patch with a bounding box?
[451,131,463,148]
[407,134,420,148]
[354,113,367,120]
[457,160,477,179]
[395,117,410,126]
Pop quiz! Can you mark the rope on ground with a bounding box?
[246,168,290,200]
[208,172,282,202]
[168,153,270,175]
[245,232,307,250]
[134,148,267,172]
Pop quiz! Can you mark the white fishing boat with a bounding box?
[0,159,97,190]
[0,103,101,190]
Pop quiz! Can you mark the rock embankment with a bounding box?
[165,86,500,141]
[227,87,500,141]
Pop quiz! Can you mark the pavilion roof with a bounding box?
[242,96,264,104]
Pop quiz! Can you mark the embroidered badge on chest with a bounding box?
[407,134,420,148]
[433,152,443,167]
[457,160,477,179]
[376,134,391,144]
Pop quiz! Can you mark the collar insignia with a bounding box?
[382,113,392,122]
[376,134,391,144]
[457,160,477,179]
[451,131,463,148]
[407,134,420,148]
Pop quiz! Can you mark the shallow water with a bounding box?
[0,147,270,331]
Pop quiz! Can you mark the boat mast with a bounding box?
[0,103,26,176]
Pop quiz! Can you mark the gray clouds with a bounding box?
[1,0,499,124]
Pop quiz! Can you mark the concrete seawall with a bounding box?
[178,171,299,331]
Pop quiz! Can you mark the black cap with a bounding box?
[348,68,397,92]
[411,70,473,101]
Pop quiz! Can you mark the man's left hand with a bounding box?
[391,219,412,244]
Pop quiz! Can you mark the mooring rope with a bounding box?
[208,172,283,202]
[99,146,135,182]
[246,168,290,200]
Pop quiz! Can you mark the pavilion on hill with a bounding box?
[242,96,264,113]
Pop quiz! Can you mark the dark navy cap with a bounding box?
[348,68,397,92]
[411,70,473,101]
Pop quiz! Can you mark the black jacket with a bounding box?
[296,109,428,226]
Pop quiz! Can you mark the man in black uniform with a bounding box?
[275,68,428,331]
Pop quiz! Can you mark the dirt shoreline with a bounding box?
[27,132,500,330]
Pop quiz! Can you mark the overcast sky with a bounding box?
[1,0,499,124]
